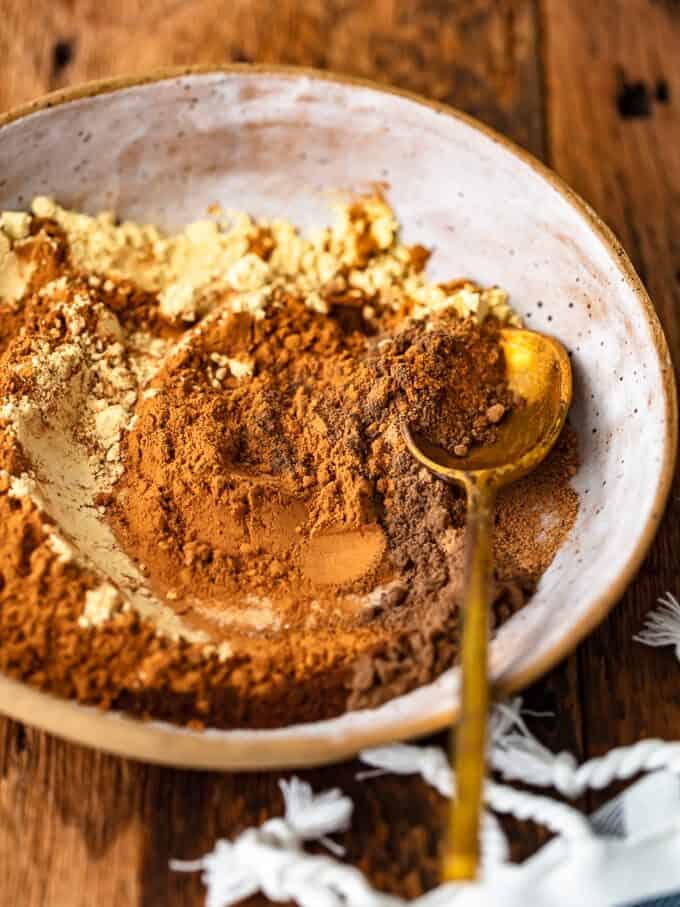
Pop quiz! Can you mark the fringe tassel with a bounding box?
[635,593,680,660]
[171,779,356,907]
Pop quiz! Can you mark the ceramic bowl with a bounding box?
[0,66,675,769]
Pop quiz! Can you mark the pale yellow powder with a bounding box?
[28,195,521,329]
[78,582,122,628]
[0,232,34,302]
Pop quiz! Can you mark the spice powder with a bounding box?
[0,196,578,728]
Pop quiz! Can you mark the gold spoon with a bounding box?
[402,326,572,881]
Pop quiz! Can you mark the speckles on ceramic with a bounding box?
[0,67,675,768]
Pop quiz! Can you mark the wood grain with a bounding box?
[542,0,680,808]
[0,0,677,903]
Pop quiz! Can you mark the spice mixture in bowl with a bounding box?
[0,194,578,729]
[0,68,672,767]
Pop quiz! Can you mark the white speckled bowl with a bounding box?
[0,67,675,769]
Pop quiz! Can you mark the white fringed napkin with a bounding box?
[172,693,680,907]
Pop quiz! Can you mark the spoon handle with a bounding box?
[443,479,496,881]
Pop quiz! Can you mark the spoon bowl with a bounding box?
[403,328,573,485]
[402,326,573,881]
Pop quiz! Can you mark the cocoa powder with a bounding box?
[0,197,579,729]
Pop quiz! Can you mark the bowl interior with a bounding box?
[0,69,673,768]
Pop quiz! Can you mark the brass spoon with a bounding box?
[402,327,572,881]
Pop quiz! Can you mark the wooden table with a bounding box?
[1,2,679,904]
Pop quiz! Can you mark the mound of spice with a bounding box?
[0,196,578,728]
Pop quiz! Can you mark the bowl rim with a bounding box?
[0,63,676,769]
